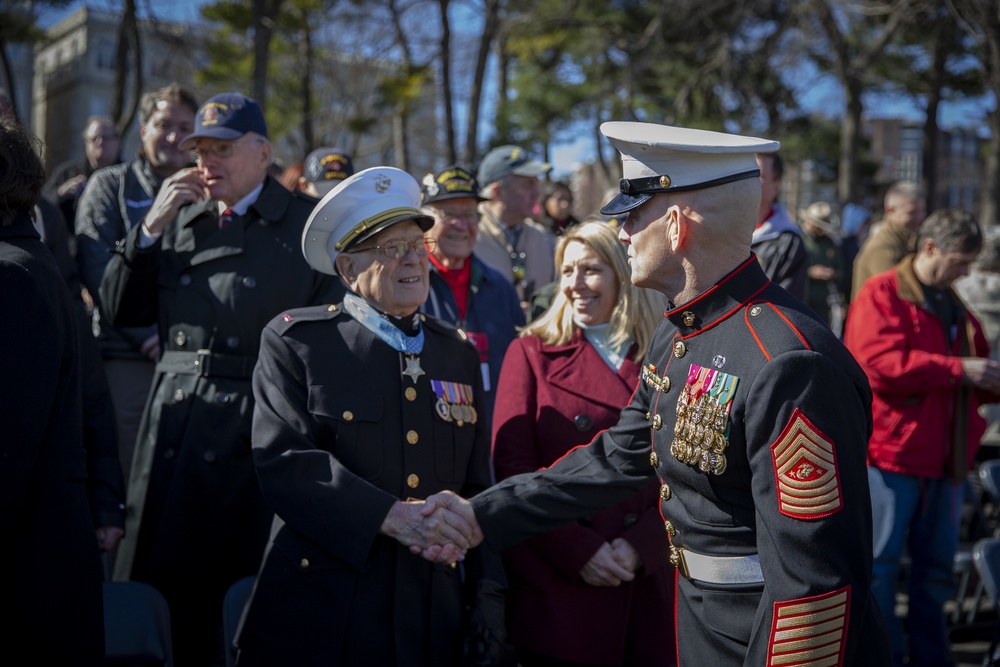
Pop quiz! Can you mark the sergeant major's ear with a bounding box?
[666,205,687,252]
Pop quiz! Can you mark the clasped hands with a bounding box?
[379,490,482,563]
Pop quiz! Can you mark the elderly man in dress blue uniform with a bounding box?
[416,122,891,666]
[235,167,511,667]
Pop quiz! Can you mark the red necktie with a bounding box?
[219,208,234,230]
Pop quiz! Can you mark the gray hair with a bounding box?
[917,208,982,255]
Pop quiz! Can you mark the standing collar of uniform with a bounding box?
[343,292,425,354]
[665,255,770,337]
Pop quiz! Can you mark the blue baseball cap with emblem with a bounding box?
[180,92,268,149]
[302,166,434,276]
[305,147,355,196]
[599,122,779,216]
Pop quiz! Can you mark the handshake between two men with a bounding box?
[379,490,643,588]
[379,491,482,564]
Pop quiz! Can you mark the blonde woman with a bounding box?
[492,220,676,667]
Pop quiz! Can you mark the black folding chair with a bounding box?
[222,576,256,667]
[973,538,1000,667]
[103,581,173,667]
[981,460,1000,528]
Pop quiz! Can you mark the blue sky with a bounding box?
[40,1,996,179]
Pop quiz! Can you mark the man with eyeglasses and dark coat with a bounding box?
[234,166,513,667]
[101,91,344,666]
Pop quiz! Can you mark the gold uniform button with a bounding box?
[649,451,659,467]
[407,474,419,489]
[342,410,354,421]
[652,414,663,431]
[682,311,696,327]
[406,430,419,444]
[662,376,671,392]
[673,341,686,358]
[660,483,671,501]
[645,412,650,420]
[300,558,310,569]
[664,520,676,536]
[658,175,671,188]
[327,304,337,312]
[750,305,763,317]
[405,387,417,401]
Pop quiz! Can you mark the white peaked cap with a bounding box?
[302,166,433,276]
[600,121,780,215]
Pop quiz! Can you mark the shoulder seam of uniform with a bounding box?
[744,301,811,361]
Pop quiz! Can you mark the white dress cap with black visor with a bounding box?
[599,121,780,216]
[302,166,434,276]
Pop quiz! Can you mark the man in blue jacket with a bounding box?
[419,165,524,429]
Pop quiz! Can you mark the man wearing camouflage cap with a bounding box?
[419,165,523,428]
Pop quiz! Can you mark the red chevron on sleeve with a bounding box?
[771,408,842,520]
[768,586,850,666]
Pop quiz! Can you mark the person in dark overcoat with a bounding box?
[0,116,105,664]
[101,92,345,665]
[419,122,893,666]
[235,167,512,667]
[492,221,674,666]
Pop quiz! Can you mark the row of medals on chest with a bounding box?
[647,366,731,476]
[405,355,480,427]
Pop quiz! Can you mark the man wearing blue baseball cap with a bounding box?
[412,122,891,665]
[101,91,345,665]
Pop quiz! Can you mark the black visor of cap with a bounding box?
[600,169,762,216]
[600,191,652,215]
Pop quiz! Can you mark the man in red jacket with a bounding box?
[844,208,1000,667]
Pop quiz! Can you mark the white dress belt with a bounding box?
[678,549,764,585]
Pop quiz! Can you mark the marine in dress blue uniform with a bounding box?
[236,167,511,667]
[440,122,891,666]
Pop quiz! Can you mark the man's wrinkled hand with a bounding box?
[407,491,483,563]
[381,498,476,564]
[142,167,210,237]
